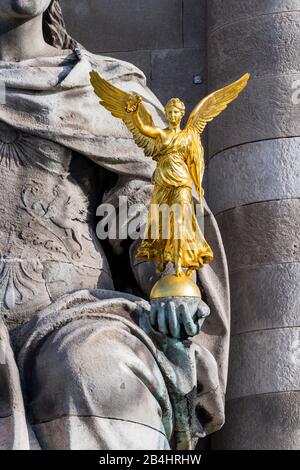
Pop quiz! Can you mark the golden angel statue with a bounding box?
[90,71,249,285]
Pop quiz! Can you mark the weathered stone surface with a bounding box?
[212,391,300,450]
[102,48,207,113]
[208,12,300,86]
[101,50,152,81]
[226,328,300,400]
[183,0,206,48]
[43,262,113,302]
[208,0,300,33]
[0,40,230,450]
[207,74,300,157]
[207,0,300,453]
[151,48,207,116]
[208,138,300,214]
[61,0,183,53]
[0,365,11,417]
[216,199,300,272]
[33,416,170,450]
[230,263,300,335]
[0,416,14,450]
[0,0,230,451]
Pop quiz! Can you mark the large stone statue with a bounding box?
[0,0,230,450]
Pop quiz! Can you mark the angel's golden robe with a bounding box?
[90,70,249,275]
[136,130,214,272]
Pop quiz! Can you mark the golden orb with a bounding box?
[150,274,201,299]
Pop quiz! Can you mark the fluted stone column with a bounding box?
[207,0,300,449]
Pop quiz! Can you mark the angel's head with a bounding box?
[165,98,186,127]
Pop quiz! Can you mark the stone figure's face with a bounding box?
[165,105,184,127]
[0,0,51,18]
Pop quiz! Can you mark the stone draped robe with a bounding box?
[0,48,230,450]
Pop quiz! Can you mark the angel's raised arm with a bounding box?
[132,107,163,139]
[90,71,161,157]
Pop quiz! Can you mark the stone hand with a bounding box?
[149,297,210,339]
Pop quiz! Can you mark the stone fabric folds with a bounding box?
[0,49,230,449]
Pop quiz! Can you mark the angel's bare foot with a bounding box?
[186,267,195,277]
[176,266,185,277]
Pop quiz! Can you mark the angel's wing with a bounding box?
[90,70,157,157]
[184,127,205,210]
[186,73,250,134]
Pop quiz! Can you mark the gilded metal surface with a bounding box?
[150,274,201,299]
[90,71,249,295]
